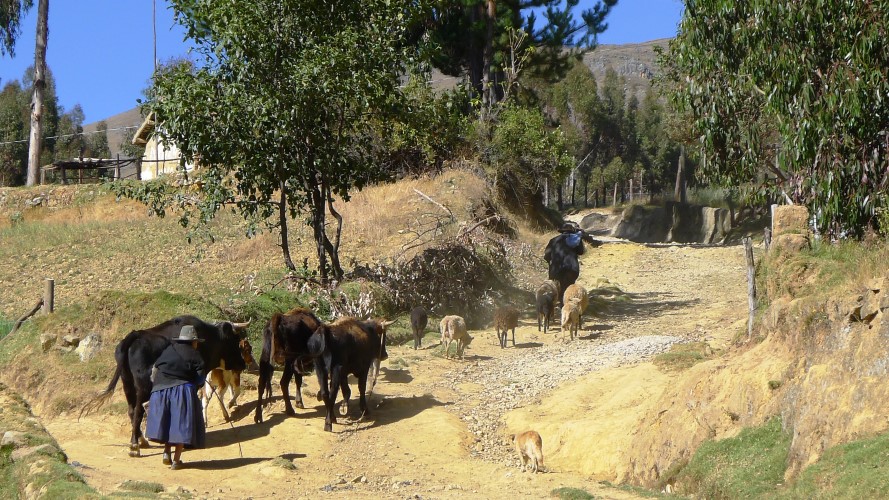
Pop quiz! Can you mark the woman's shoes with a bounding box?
[162,452,172,466]
[170,460,183,470]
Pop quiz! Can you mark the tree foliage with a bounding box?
[486,103,573,195]
[0,0,32,56]
[145,0,424,283]
[664,0,889,238]
[426,0,616,111]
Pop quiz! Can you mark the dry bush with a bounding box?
[350,236,521,328]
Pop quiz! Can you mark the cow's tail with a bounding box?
[79,330,137,420]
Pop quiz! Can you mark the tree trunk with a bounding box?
[305,173,329,284]
[629,177,634,202]
[480,0,496,121]
[543,178,549,207]
[675,144,687,204]
[324,184,344,281]
[570,169,576,206]
[26,0,49,186]
[557,184,563,210]
[612,182,618,207]
[583,175,589,207]
[278,183,296,272]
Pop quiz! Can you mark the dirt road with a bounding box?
[43,233,747,499]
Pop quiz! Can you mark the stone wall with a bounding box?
[607,202,732,244]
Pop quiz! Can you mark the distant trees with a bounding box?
[0,67,90,186]
[425,0,617,116]
[544,60,680,208]
[0,81,28,185]
[663,0,889,238]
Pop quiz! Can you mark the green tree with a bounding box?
[486,103,573,213]
[0,0,33,56]
[0,80,28,185]
[664,0,889,237]
[426,0,616,115]
[145,0,424,283]
[548,61,602,205]
[53,103,85,161]
[85,119,110,159]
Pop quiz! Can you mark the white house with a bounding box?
[131,112,194,180]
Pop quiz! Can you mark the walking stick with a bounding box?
[208,383,244,459]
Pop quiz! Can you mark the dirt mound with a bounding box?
[623,273,889,488]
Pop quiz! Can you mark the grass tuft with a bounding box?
[784,431,889,499]
[653,342,713,372]
[118,480,165,493]
[674,416,790,498]
[550,486,596,499]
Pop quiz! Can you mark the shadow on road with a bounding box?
[186,457,269,470]
[379,366,413,384]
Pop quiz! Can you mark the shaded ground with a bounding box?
[38,212,747,499]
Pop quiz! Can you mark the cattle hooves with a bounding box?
[338,403,349,417]
[294,401,305,409]
[128,449,140,458]
[138,437,150,448]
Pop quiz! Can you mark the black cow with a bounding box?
[409,306,428,350]
[543,223,600,291]
[254,308,322,424]
[308,317,392,432]
[81,316,249,457]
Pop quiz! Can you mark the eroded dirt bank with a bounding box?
[39,238,748,499]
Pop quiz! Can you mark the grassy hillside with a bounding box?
[0,168,549,413]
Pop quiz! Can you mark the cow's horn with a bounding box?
[231,320,251,329]
[381,319,396,327]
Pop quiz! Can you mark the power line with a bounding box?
[0,125,139,146]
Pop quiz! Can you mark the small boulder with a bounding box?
[75,333,102,362]
[39,334,57,352]
[11,443,61,462]
[60,334,81,347]
[1,430,28,448]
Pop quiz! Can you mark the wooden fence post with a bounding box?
[744,237,756,338]
[115,154,121,180]
[43,278,54,315]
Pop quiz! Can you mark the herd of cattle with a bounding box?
[80,225,596,468]
[80,277,589,460]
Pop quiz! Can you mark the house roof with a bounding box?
[132,112,156,145]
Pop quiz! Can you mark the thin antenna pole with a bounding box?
[153,0,157,72]
[153,0,159,177]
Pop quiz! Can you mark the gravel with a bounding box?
[435,328,684,466]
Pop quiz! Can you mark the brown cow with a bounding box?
[201,337,258,423]
[254,308,323,424]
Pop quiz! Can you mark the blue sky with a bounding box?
[0,0,683,126]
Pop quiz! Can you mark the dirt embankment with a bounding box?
[623,265,889,489]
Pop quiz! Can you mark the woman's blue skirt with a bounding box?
[145,383,206,448]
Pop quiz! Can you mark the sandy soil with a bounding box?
[41,215,747,499]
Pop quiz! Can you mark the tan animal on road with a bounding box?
[513,430,544,473]
[561,298,582,340]
[562,283,589,328]
[439,315,472,359]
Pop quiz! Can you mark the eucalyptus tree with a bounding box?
[0,0,33,56]
[426,0,616,115]
[146,0,424,283]
[664,0,889,237]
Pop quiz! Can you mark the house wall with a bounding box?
[139,137,193,180]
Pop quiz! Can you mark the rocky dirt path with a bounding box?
[42,232,747,499]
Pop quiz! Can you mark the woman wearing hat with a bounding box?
[145,325,207,470]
